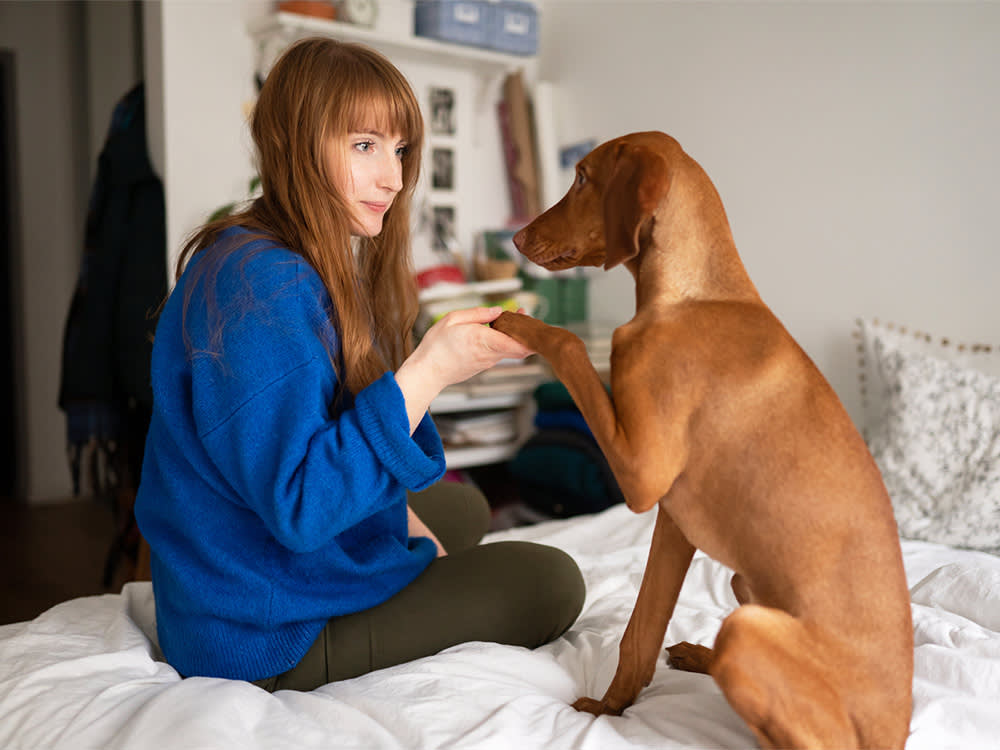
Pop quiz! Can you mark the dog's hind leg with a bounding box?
[665,572,754,674]
[574,506,695,716]
[708,604,862,750]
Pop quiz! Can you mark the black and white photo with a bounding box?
[428,86,456,136]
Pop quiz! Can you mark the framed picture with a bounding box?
[432,205,456,253]
[429,87,456,136]
[431,147,454,190]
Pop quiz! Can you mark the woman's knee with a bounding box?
[408,481,491,552]
[485,541,586,645]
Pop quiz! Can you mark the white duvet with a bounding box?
[2,502,1000,749]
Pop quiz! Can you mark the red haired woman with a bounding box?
[135,38,584,690]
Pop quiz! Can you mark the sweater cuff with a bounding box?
[355,372,446,491]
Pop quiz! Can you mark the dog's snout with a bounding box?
[513,227,528,251]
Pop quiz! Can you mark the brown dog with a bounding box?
[492,131,912,749]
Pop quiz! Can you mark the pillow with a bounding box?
[855,318,1000,443]
[857,319,1000,553]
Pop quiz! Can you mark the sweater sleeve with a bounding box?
[190,250,446,554]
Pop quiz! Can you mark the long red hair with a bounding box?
[176,37,424,397]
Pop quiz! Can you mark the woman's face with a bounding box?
[327,127,408,237]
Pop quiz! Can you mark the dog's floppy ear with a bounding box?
[602,144,669,270]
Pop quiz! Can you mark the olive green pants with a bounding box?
[253,481,585,691]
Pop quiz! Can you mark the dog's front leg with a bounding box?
[491,311,617,446]
[575,506,695,716]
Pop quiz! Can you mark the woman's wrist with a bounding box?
[394,355,443,435]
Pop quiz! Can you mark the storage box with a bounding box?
[414,1,491,49]
[488,1,538,55]
[520,273,588,326]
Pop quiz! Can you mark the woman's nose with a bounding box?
[381,152,403,192]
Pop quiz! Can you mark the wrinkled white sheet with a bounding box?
[2,503,999,749]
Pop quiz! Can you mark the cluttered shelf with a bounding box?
[248,7,535,75]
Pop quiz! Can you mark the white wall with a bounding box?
[538,0,1000,422]
[145,0,259,279]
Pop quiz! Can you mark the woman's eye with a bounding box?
[395,144,409,159]
[355,140,374,152]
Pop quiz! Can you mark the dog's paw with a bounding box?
[572,696,623,716]
[490,310,536,339]
[665,641,713,674]
[492,311,583,362]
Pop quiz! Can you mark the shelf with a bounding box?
[431,385,531,414]
[248,12,533,74]
[418,277,521,304]
[443,441,520,470]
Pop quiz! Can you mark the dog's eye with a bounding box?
[575,171,587,187]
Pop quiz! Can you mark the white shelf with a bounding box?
[418,277,521,303]
[248,12,533,73]
[432,366,542,469]
[443,441,521,470]
[431,388,528,414]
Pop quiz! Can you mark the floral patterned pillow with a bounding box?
[866,336,1000,554]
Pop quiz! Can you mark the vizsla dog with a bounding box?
[492,131,913,749]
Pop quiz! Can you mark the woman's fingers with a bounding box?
[478,325,534,359]
[438,306,504,326]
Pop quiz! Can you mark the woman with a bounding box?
[134,37,585,691]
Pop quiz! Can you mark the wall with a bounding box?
[1,0,141,502]
[0,1,88,502]
[146,0,259,278]
[537,0,1000,422]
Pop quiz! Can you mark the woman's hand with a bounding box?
[395,306,534,433]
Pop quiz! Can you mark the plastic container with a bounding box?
[414,1,491,49]
[488,1,538,55]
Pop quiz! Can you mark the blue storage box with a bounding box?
[414,1,491,49]
[489,1,538,55]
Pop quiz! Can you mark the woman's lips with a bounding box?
[362,201,390,214]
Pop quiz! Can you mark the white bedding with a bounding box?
[2,502,1000,750]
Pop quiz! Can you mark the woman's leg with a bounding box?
[262,482,585,691]
[407,481,491,554]
[272,539,585,690]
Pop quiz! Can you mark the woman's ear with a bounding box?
[602,145,669,270]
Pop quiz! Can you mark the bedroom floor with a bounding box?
[0,497,113,626]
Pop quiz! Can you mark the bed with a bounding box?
[2,318,999,749]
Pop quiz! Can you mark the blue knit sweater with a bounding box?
[134,230,445,682]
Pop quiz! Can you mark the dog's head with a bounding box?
[513,131,674,271]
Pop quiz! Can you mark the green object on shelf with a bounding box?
[519,273,588,326]
[561,276,588,323]
[521,275,562,324]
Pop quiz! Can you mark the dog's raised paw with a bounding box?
[666,641,713,674]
